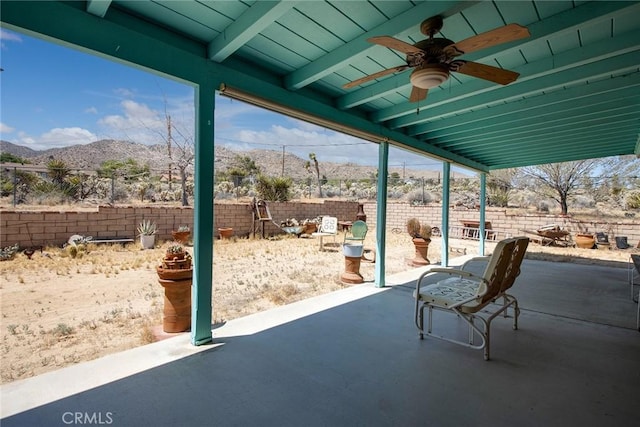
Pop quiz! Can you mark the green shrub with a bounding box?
[625,190,640,209]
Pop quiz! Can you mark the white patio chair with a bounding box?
[311,216,338,251]
[414,237,529,360]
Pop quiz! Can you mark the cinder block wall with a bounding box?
[363,202,640,245]
[0,201,360,248]
[1,201,637,248]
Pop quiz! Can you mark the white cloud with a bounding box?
[40,127,97,147]
[9,128,97,150]
[114,88,136,98]
[0,122,15,134]
[0,29,22,49]
[84,107,98,114]
[98,99,165,144]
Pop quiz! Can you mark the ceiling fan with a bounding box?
[343,16,530,103]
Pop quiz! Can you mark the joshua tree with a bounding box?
[305,152,322,198]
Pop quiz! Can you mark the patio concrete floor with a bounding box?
[2,258,639,426]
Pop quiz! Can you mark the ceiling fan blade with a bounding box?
[343,65,408,89]
[445,24,530,56]
[409,86,428,103]
[368,36,423,55]
[454,61,520,85]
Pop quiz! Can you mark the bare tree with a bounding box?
[522,160,599,215]
[135,94,194,206]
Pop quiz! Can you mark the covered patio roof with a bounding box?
[1,1,638,171]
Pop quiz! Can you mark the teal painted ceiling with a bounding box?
[2,1,639,171]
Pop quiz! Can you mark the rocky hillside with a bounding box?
[0,140,457,181]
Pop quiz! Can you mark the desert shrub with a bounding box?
[625,190,640,209]
[0,180,13,197]
[572,195,595,209]
[537,201,551,212]
[488,188,510,207]
[387,188,404,199]
[406,189,432,205]
[256,175,292,201]
[52,323,74,336]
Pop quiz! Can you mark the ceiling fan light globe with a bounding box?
[410,64,449,89]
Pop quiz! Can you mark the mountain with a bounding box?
[1,140,461,180]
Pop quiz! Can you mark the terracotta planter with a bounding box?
[156,266,193,281]
[218,227,234,239]
[410,238,431,267]
[575,233,595,249]
[165,250,186,260]
[171,230,190,244]
[303,223,318,234]
[158,277,192,333]
[162,257,192,270]
[341,256,364,284]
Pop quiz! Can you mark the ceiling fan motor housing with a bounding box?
[410,63,450,89]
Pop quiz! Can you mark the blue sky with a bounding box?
[0,28,450,171]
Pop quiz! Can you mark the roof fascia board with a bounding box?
[208,1,299,62]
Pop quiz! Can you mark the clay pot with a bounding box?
[158,278,192,333]
[218,227,234,239]
[156,266,193,281]
[171,230,190,244]
[410,238,431,266]
[575,233,595,249]
[341,243,364,284]
[303,223,318,234]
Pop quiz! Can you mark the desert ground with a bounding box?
[0,230,634,384]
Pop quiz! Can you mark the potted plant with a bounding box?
[165,244,186,260]
[137,220,157,249]
[172,225,191,244]
[156,243,193,333]
[407,217,432,266]
[218,227,234,239]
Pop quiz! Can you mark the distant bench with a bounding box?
[67,235,134,246]
[90,238,134,245]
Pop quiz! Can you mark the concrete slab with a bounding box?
[1,260,639,426]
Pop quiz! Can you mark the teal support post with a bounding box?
[441,162,451,267]
[191,82,215,346]
[375,141,389,288]
[479,172,486,256]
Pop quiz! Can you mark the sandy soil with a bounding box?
[0,231,634,384]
